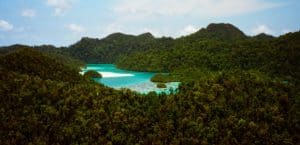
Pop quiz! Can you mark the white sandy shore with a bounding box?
[100,72,134,78]
[80,71,134,78]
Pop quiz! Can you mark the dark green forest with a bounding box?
[0,23,299,145]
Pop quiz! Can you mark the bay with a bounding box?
[81,64,180,94]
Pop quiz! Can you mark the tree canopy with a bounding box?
[83,70,103,78]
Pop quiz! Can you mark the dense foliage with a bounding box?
[1,63,299,145]
[151,73,176,83]
[116,26,300,84]
[65,33,173,63]
[0,48,84,83]
[156,83,167,88]
[0,44,84,70]
[1,23,299,145]
[84,70,103,78]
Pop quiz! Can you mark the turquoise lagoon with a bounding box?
[81,64,180,94]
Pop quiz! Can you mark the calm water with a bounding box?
[81,64,180,94]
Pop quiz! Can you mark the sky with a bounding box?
[0,0,299,46]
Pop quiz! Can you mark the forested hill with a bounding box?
[0,48,84,82]
[1,23,299,80]
[0,23,278,65]
[181,23,247,41]
[66,32,174,63]
[115,28,300,83]
[64,23,249,63]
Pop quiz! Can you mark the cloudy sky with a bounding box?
[0,0,299,46]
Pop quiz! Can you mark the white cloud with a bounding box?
[114,0,282,18]
[66,23,85,33]
[21,9,36,18]
[100,23,128,37]
[46,0,73,16]
[252,24,274,35]
[282,29,292,34]
[104,23,124,34]
[101,23,172,38]
[0,20,13,31]
[179,25,198,36]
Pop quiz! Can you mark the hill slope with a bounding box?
[183,23,247,41]
[63,23,249,64]
[65,32,173,63]
[116,29,300,82]
[0,47,84,82]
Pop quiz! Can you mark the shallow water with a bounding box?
[81,64,180,94]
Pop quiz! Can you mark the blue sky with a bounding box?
[0,0,299,46]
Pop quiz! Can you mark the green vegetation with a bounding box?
[83,70,102,78]
[151,73,178,83]
[0,23,299,145]
[0,48,84,83]
[156,83,167,88]
[64,32,172,63]
[116,24,300,84]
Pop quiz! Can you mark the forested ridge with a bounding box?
[0,23,299,145]
[116,24,300,81]
[65,32,173,63]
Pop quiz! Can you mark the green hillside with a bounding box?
[116,25,300,84]
[65,32,173,63]
[0,47,84,82]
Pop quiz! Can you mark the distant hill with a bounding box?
[183,23,247,41]
[1,23,296,73]
[62,23,248,64]
[253,33,275,40]
[66,32,173,63]
[3,23,296,78]
[116,29,300,81]
[2,23,279,65]
[0,44,32,55]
